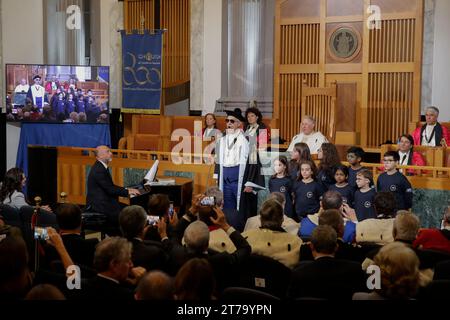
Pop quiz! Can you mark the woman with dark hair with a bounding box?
[239,107,270,219]
[0,167,52,211]
[202,113,219,139]
[317,143,342,192]
[397,134,426,174]
[0,168,28,209]
[288,142,316,181]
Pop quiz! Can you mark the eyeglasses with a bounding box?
[225,119,235,124]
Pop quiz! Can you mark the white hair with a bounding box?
[303,115,316,125]
[426,106,439,116]
[184,221,210,252]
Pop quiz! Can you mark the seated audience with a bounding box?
[298,191,357,243]
[413,206,450,254]
[146,193,172,241]
[24,284,66,300]
[174,258,216,300]
[119,205,168,271]
[83,237,146,300]
[353,242,420,300]
[242,199,302,268]
[287,225,366,300]
[412,106,450,147]
[287,115,327,154]
[300,209,365,263]
[135,271,174,300]
[244,192,300,235]
[50,203,98,268]
[397,134,426,174]
[158,207,250,291]
[356,192,397,245]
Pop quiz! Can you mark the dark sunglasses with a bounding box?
[225,119,235,124]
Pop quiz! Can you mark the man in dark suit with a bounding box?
[81,237,145,300]
[158,206,251,292]
[118,205,168,272]
[288,225,366,300]
[45,203,98,269]
[86,146,140,233]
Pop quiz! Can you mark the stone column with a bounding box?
[190,0,204,112]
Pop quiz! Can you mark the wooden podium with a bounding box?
[127,176,193,215]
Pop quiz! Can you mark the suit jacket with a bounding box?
[86,160,128,221]
[81,275,134,300]
[287,256,366,299]
[130,238,168,272]
[62,233,98,268]
[299,239,366,263]
[162,228,251,291]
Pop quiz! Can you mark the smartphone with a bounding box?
[200,196,215,206]
[168,202,174,217]
[34,226,49,240]
[147,215,160,226]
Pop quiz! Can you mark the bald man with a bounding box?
[86,146,140,233]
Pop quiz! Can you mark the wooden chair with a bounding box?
[301,80,337,143]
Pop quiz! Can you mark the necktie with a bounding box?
[402,154,407,165]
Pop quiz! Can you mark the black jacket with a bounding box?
[86,160,128,220]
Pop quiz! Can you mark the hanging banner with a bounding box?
[121,30,163,114]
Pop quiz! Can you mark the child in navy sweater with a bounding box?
[328,165,354,205]
[269,156,294,218]
[354,168,377,221]
[377,151,413,210]
[346,146,365,190]
[293,160,323,220]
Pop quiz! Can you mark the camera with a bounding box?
[147,215,160,226]
[200,196,215,206]
[34,227,49,240]
[168,202,174,217]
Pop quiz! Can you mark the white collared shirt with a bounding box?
[287,131,328,154]
[398,150,410,166]
[422,124,437,146]
[222,130,245,167]
[97,273,120,284]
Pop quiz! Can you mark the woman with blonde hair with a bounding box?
[353,242,420,300]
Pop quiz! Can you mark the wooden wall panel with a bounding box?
[275,0,424,147]
[124,0,155,31]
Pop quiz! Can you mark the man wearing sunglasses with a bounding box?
[214,108,249,211]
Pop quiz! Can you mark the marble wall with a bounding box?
[421,0,436,113]
[190,0,204,111]
[108,1,124,110]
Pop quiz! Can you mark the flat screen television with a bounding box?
[5,64,110,124]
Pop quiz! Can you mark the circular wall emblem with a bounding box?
[390,185,397,192]
[306,192,313,199]
[328,26,361,63]
[364,201,371,208]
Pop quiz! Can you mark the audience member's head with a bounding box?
[374,192,397,218]
[259,198,284,230]
[135,271,174,300]
[78,112,87,122]
[148,194,170,217]
[267,192,286,209]
[393,211,420,242]
[56,203,82,232]
[301,116,316,135]
[0,167,25,202]
[319,209,344,238]
[425,106,440,125]
[321,191,343,211]
[24,284,66,300]
[204,186,224,208]
[245,107,263,125]
[0,234,31,298]
[69,112,79,123]
[318,143,341,169]
[94,145,113,164]
[373,242,420,299]
[184,221,210,253]
[174,258,215,300]
[204,113,217,129]
[93,237,132,282]
[310,225,338,257]
[119,205,148,240]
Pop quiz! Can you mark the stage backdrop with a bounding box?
[16,123,111,181]
[121,30,163,114]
